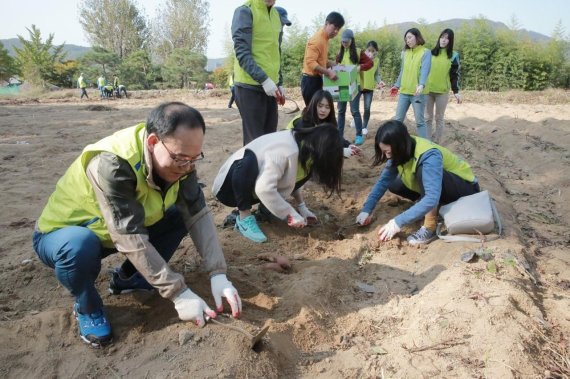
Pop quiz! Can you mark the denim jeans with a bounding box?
[394,93,428,139]
[337,91,363,139]
[362,91,374,129]
[33,207,187,314]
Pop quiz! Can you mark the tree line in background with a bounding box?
[1,1,568,92]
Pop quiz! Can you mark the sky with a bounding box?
[1,0,568,58]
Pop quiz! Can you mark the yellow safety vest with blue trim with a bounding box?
[397,136,474,193]
[233,0,281,85]
[37,124,180,248]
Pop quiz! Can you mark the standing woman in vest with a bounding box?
[359,41,385,137]
[355,120,479,245]
[425,28,462,143]
[390,28,431,139]
[335,29,373,146]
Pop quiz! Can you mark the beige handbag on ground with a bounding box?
[436,190,502,243]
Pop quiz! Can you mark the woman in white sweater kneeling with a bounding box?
[212,124,344,243]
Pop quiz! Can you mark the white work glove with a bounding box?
[344,145,363,158]
[297,202,318,223]
[173,288,217,327]
[343,147,354,158]
[210,274,242,318]
[362,128,368,136]
[414,84,424,96]
[356,211,371,226]
[262,78,278,97]
[378,219,401,241]
[278,85,285,99]
[287,212,307,228]
[454,93,462,104]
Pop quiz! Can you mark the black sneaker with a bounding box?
[222,209,239,229]
[108,268,154,295]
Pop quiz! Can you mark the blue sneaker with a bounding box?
[354,135,364,146]
[235,215,267,243]
[73,303,112,348]
[108,268,154,295]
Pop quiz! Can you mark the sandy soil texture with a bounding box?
[0,89,569,378]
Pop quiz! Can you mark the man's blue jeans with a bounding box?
[362,91,374,130]
[337,91,363,139]
[32,207,187,314]
[394,93,428,139]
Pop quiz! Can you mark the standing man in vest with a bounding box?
[301,11,345,106]
[33,102,242,348]
[231,0,283,145]
[78,73,89,99]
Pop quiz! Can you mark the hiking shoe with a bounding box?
[354,135,364,146]
[222,209,239,228]
[108,268,154,295]
[407,226,437,245]
[73,303,112,348]
[235,215,267,243]
[253,203,272,223]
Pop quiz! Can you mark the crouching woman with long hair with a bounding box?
[356,120,479,245]
[212,124,343,243]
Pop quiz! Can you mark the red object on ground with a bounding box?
[390,86,399,97]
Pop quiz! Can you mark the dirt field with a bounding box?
[0,88,569,378]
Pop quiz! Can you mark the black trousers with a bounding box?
[301,74,323,106]
[389,164,480,205]
[235,86,278,145]
[216,150,312,213]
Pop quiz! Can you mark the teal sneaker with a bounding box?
[354,135,364,146]
[407,226,437,245]
[235,215,267,243]
[73,303,112,348]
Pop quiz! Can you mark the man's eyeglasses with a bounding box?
[160,140,204,167]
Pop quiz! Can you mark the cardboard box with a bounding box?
[323,65,358,102]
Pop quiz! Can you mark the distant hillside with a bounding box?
[1,38,91,60]
[382,18,551,43]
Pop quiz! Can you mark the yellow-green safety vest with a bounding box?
[425,51,456,94]
[37,124,181,248]
[233,0,281,85]
[400,46,429,95]
[339,47,361,85]
[360,56,379,90]
[397,136,474,193]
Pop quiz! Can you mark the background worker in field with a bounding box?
[78,73,89,99]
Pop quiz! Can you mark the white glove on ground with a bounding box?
[378,219,401,241]
[287,212,307,228]
[298,202,318,222]
[262,78,278,97]
[211,274,242,318]
[356,211,371,225]
[173,288,216,327]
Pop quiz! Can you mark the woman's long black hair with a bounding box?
[301,90,336,126]
[372,120,415,167]
[293,123,343,197]
[431,28,454,59]
[338,37,359,64]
